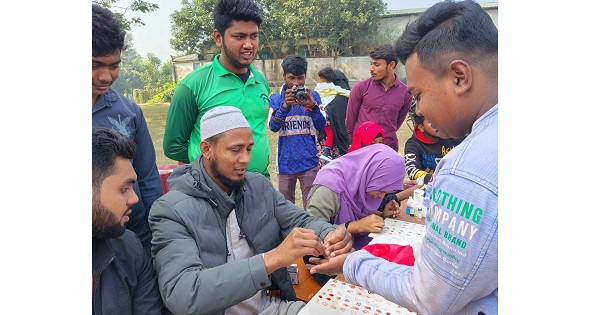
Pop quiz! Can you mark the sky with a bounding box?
[122,0,495,62]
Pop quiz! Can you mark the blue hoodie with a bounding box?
[268,84,326,174]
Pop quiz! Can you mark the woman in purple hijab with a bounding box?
[306,143,406,250]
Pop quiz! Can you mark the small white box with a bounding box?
[287,264,298,285]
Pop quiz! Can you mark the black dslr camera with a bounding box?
[292,86,308,102]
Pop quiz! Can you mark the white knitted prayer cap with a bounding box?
[200,106,250,141]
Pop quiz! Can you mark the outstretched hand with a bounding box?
[264,227,326,274]
[306,252,353,276]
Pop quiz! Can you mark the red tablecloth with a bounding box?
[157,164,179,194]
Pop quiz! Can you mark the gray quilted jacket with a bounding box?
[148,155,335,315]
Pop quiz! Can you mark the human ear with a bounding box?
[213,29,223,48]
[388,60,397,70]
[450,60,471,96]
[200,141,212,159]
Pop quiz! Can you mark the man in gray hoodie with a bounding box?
[149,106,352,315]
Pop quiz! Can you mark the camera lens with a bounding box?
[296,91,307,102]
[294,86,308,102]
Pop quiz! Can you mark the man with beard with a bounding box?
[92,127,165,315]
[149,107,353,315]
[163,0,272,179]
[345,44,413,152]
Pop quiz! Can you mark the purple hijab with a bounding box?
[308,143,406,249]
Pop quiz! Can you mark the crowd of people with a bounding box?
[92,0,497,314]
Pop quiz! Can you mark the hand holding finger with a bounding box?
[324,227,353,257]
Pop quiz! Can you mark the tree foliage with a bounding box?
[111,35,145,97]
[92,0,159,30]
[168,0,388,58]
[110,35,173,103]
[170,0,218,55]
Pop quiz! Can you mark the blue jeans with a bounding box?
[278,165,319,209]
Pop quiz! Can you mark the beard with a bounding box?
[92,194,126,239]
[209,157,244,190]
[373,68,389,82]
[222,42,251,70]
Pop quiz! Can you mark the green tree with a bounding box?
[170,0,218,55]
[254,0,285,58]
[112,35,145,98]
[316,0,387,56]
[112,37,172,103]
[168,0,387,58]
[263,0,321,57]
[140,53,170,91]
[92,0,159,30]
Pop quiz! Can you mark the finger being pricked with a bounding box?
[304,256,328,270]
[308,253,350,276]
[323,227,353,258]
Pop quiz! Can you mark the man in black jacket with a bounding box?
[92,127,165,314]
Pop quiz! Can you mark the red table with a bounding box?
[157,164,178,194]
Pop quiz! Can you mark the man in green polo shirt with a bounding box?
[163,0,271,177]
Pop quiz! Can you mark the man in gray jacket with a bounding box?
[149,106,352,315]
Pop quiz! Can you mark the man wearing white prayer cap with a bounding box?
[148,106,353,315]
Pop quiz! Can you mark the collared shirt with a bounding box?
[345,75,412,151]
[164,54,271,176]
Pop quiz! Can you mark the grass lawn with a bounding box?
[141,102,414,208]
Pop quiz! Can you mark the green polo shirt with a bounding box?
[164,55,271,177]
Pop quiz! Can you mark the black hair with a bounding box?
[92,127,137,192]
[281,54,308,76]
[393,0,498,77]
[332,69,350,90]
[205,132,225,146]
[369,44,398,68]
[92,3,126,57]
[214,0,263,35]
[318,67,334,82]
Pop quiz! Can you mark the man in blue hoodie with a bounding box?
[269,54,326,208]
[307,1,498,314]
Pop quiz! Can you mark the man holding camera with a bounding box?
[269,54,325,209]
